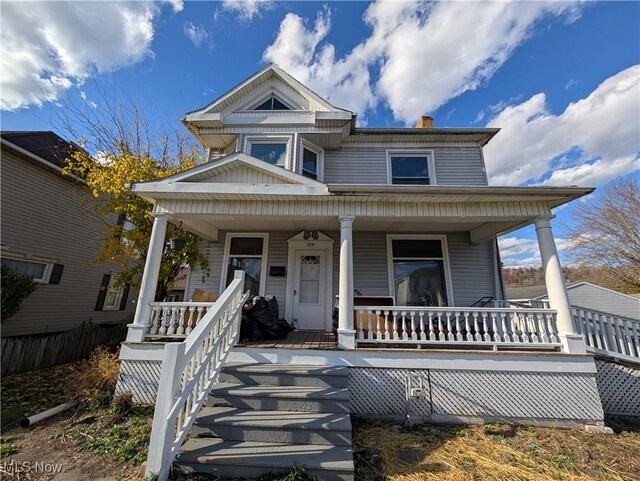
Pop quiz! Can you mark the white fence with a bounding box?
[145,271,249,481]
[573,306,640,364]
[147,302,216,337]
[355,306,560,348]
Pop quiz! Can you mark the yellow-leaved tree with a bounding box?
[57,86,209,301]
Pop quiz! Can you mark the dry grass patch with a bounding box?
[353,421,640,481]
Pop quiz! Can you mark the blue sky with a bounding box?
[2,0,639,267]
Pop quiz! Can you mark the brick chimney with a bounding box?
[416,116,433,128]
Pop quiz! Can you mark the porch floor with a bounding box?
[236,330,337,350]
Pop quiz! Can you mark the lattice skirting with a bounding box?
[595,360,640,417]
[349,368,604,423]
[115,359,162,404]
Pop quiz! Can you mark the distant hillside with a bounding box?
[502,266,639,295]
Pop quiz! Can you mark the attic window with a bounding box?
[254,97,291,111]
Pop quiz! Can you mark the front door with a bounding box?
[292,250,326,330]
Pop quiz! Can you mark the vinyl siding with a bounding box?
[187,230,498,313]
[324,146,487,185]
[1,148,137,337]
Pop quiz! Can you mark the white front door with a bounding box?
[292,250,326,330]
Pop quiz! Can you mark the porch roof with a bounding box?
[132,181,592,209]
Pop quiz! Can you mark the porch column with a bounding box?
[534,215,585,353]
[127,213,168,342]
[338,216,356,349]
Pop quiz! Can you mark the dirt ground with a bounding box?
[0,410,142,481]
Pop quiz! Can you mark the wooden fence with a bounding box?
[1,322,128,375]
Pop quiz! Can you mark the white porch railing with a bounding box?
[147,302,216,337]
[355,306,561,348]
[572,306,640,364]
[145,271,249,481]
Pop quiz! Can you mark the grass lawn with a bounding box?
[1,356,639,481]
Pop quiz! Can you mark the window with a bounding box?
[246,137,291,167]
[254,96,291,111]
[387,151,435,185]
[387,236,452,307]
[103,283,124,310]
[222,234,268,296]
[95,273,130,311]
[1,257,51,283]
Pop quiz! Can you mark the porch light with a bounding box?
[168,238,186,251]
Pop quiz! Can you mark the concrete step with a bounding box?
[174,438,354,481]
[209,383,350,414]
[192,406,352,446]
[221,363,349,388]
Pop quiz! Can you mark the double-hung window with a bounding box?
[246,137,291,168]
[387,236,451,307]
[300,140,322,181]
[387,151,435,185]
[1,257,51,283]
[223,234,268,296]
[103,283,124,310]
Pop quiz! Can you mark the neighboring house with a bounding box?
[1,131,137,337]
[114,66,639,481]
[165,267,188,302]
[508,282,640,320]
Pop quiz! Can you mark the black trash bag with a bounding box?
[241,296,294,341]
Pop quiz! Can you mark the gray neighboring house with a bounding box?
[1,131,137,336]
[507,281,640,320]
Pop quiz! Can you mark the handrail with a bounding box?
[145,271,249,481]
[355,305,560,347]
[147,302,217,337]
[572,305,640,364]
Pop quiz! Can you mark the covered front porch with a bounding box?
[125,184,591,356]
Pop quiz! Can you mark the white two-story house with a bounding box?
[116,65,638,481]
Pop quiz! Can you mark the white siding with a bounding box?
[1,149,137,336]
[324,146,487,185]
[187,230,498,314]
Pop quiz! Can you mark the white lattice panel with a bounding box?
[595,360,640,416]
[115,359,162,404]
[349,367,604,422]
[430,370,603,420]
[348,369,431,415]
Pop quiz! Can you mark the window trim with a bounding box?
[220,233,269,297]
[299,138,324,182]
[103,282,125,311]
[386,234,454,306]
[244,135,293,170]
[1,255,53,283]
[385,150,437,185]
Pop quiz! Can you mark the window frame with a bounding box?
[220,233,269,297]
[386,150,437,185]
[1,255,53,283]
[102,281,125,311]
[386,234,454,306]
[299,138,324,182]
[243,90,301,111]
[244,135,293,170]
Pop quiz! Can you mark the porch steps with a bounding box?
[173,363,354,481]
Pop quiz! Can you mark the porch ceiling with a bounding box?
[170,214,532,243]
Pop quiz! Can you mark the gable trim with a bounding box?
[144,152,325,186]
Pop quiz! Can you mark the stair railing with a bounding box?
[572,305,640,364]
[145,271,249,481]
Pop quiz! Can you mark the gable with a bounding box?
[156,152,323,186]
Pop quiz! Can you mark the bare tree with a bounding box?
[565,176,640,291]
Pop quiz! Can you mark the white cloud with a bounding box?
[484,65,640,186]
[222,0,272,21]
[0,1,177,111]
[184,22,210,47]
[498,236,572,268]
[263,1,582,123]
[79,91,97,109]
